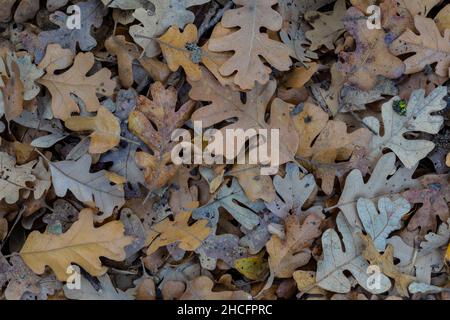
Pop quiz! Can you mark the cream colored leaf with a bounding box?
[364,87,447,168]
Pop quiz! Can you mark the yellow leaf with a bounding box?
[158,24,201,81]
[65,106,121,154]
[20,208,133,281]
[435,5,450,33]
[234,251,268,281]
[146,201,211,255]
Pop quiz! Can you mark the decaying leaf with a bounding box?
[337,7,405,90]
[128,82,194,191]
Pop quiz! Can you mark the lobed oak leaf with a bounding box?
[360,234,415,297]
[128,82,194,191]
[189,68,299,169]
[265,163,317,218]
[357,197,411,251]
[36,0,108,62]
[305,0,346,51]
[20,208,133,281]
[387,220,450,284]
[49,154,125,221]
[316,213,392,294]
[403,175,450,236]
[64,106,121,154]
[337,153,419,228]
[0,151,35,204]
[293,102,371,194]
[146,201,211,255]
[337,7,405,91]
[129,0,211,57]
[364,87,447,169]
[267,211,323,278]
[105,35,140,89]
[157,24,202,80]
[208,0,292,90]
[180,276,251,300]
[38,45,116,120]
[390,15,450,78]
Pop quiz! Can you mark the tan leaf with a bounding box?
[146,202,211,255]
[0,152,35,204]
[180,276,251,300]
[105,35,140,88]
[38,45,116,120]
[283,62,318,89]
[20,208,133,281]
[305,0,347,51]
[208,0,292,90]
[64,106,121,154]
[267,212,323,278]
[128,82,194,191]
[360,234,415,297]
[157,24,201,81]
[390,15,450,78]
[337,7,405,90]
[293,103,371,194]
[189,68,299,167]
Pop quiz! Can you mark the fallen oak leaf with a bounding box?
[180,276,251,300]
[316,213,391,294]
[403,175,450,236]
[146,201,211,255]
[105,35,140,89]
[267,211,323,278]
[234,250,268,281]
[20,208,133,281]
[38,45,116,120]
[0,151,35,204]
[360,233,415,297]
[363,87,447,169]
[293,102,371,195]
[157,24,202,80]
[337,7,405,90]
[64,106,121,154]
[208,0,293,90]
[305,0,347,51]
[128,82,194,191]
[49,154,125,221]
[390,15,450,78]
[357,197,411,251]
[336,152,419,228]
[129,0,211,57]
